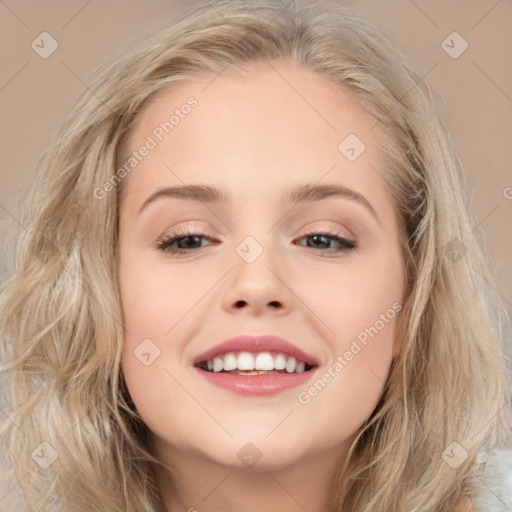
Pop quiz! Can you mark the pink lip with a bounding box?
[194,367,319,396]
[192,334,320,367]
[192,334,320,397]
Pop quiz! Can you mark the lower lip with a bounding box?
[194,367,317,396]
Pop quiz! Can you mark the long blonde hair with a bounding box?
[1,1,510,510]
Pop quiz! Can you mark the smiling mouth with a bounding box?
[195,350,317,375]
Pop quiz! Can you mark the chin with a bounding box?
[211,448,306,472]
[199,433,315,472]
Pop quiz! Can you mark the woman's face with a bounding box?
[118,61,405,472]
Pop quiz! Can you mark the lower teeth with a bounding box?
[225,369,285,375]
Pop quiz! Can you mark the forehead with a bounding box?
[127,60,377,145]
[120,61,388,211]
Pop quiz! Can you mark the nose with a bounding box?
[221,245,293,316]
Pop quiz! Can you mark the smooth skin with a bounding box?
[118,61,406,511]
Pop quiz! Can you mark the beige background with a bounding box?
[0,0,511,315]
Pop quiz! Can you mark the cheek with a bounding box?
[291,251,403,426]
[298,247,403,348]
[119,253,212,345]
[294,286,400,447]
[118,253,220,432]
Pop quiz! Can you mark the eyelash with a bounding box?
[155,228,357,255]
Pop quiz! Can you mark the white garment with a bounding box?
[474,449,512,512]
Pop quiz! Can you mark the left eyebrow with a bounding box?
[138,182,379,223]
[288,183,379,223]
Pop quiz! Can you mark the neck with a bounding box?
[152,440,350,512]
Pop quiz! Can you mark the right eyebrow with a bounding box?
[138,184,226,215]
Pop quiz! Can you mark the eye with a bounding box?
[156,228,357,256]
[294,230,357,253]
[156,228,217,255]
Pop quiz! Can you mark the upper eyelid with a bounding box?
[161,227,353,239]
[160,219,355,237]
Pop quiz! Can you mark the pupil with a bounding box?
[311,235,328,248]
[181,236,199,248]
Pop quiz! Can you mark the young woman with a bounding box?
[1,1,510,511]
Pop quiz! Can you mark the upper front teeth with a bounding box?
[206,351,308,373]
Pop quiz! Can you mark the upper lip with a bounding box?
[192,335,320,367]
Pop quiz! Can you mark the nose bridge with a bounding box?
[233,232,280,284]
[228,202,281,266]
[222,229,290,313]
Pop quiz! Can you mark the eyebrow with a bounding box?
[138,183,379,222]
